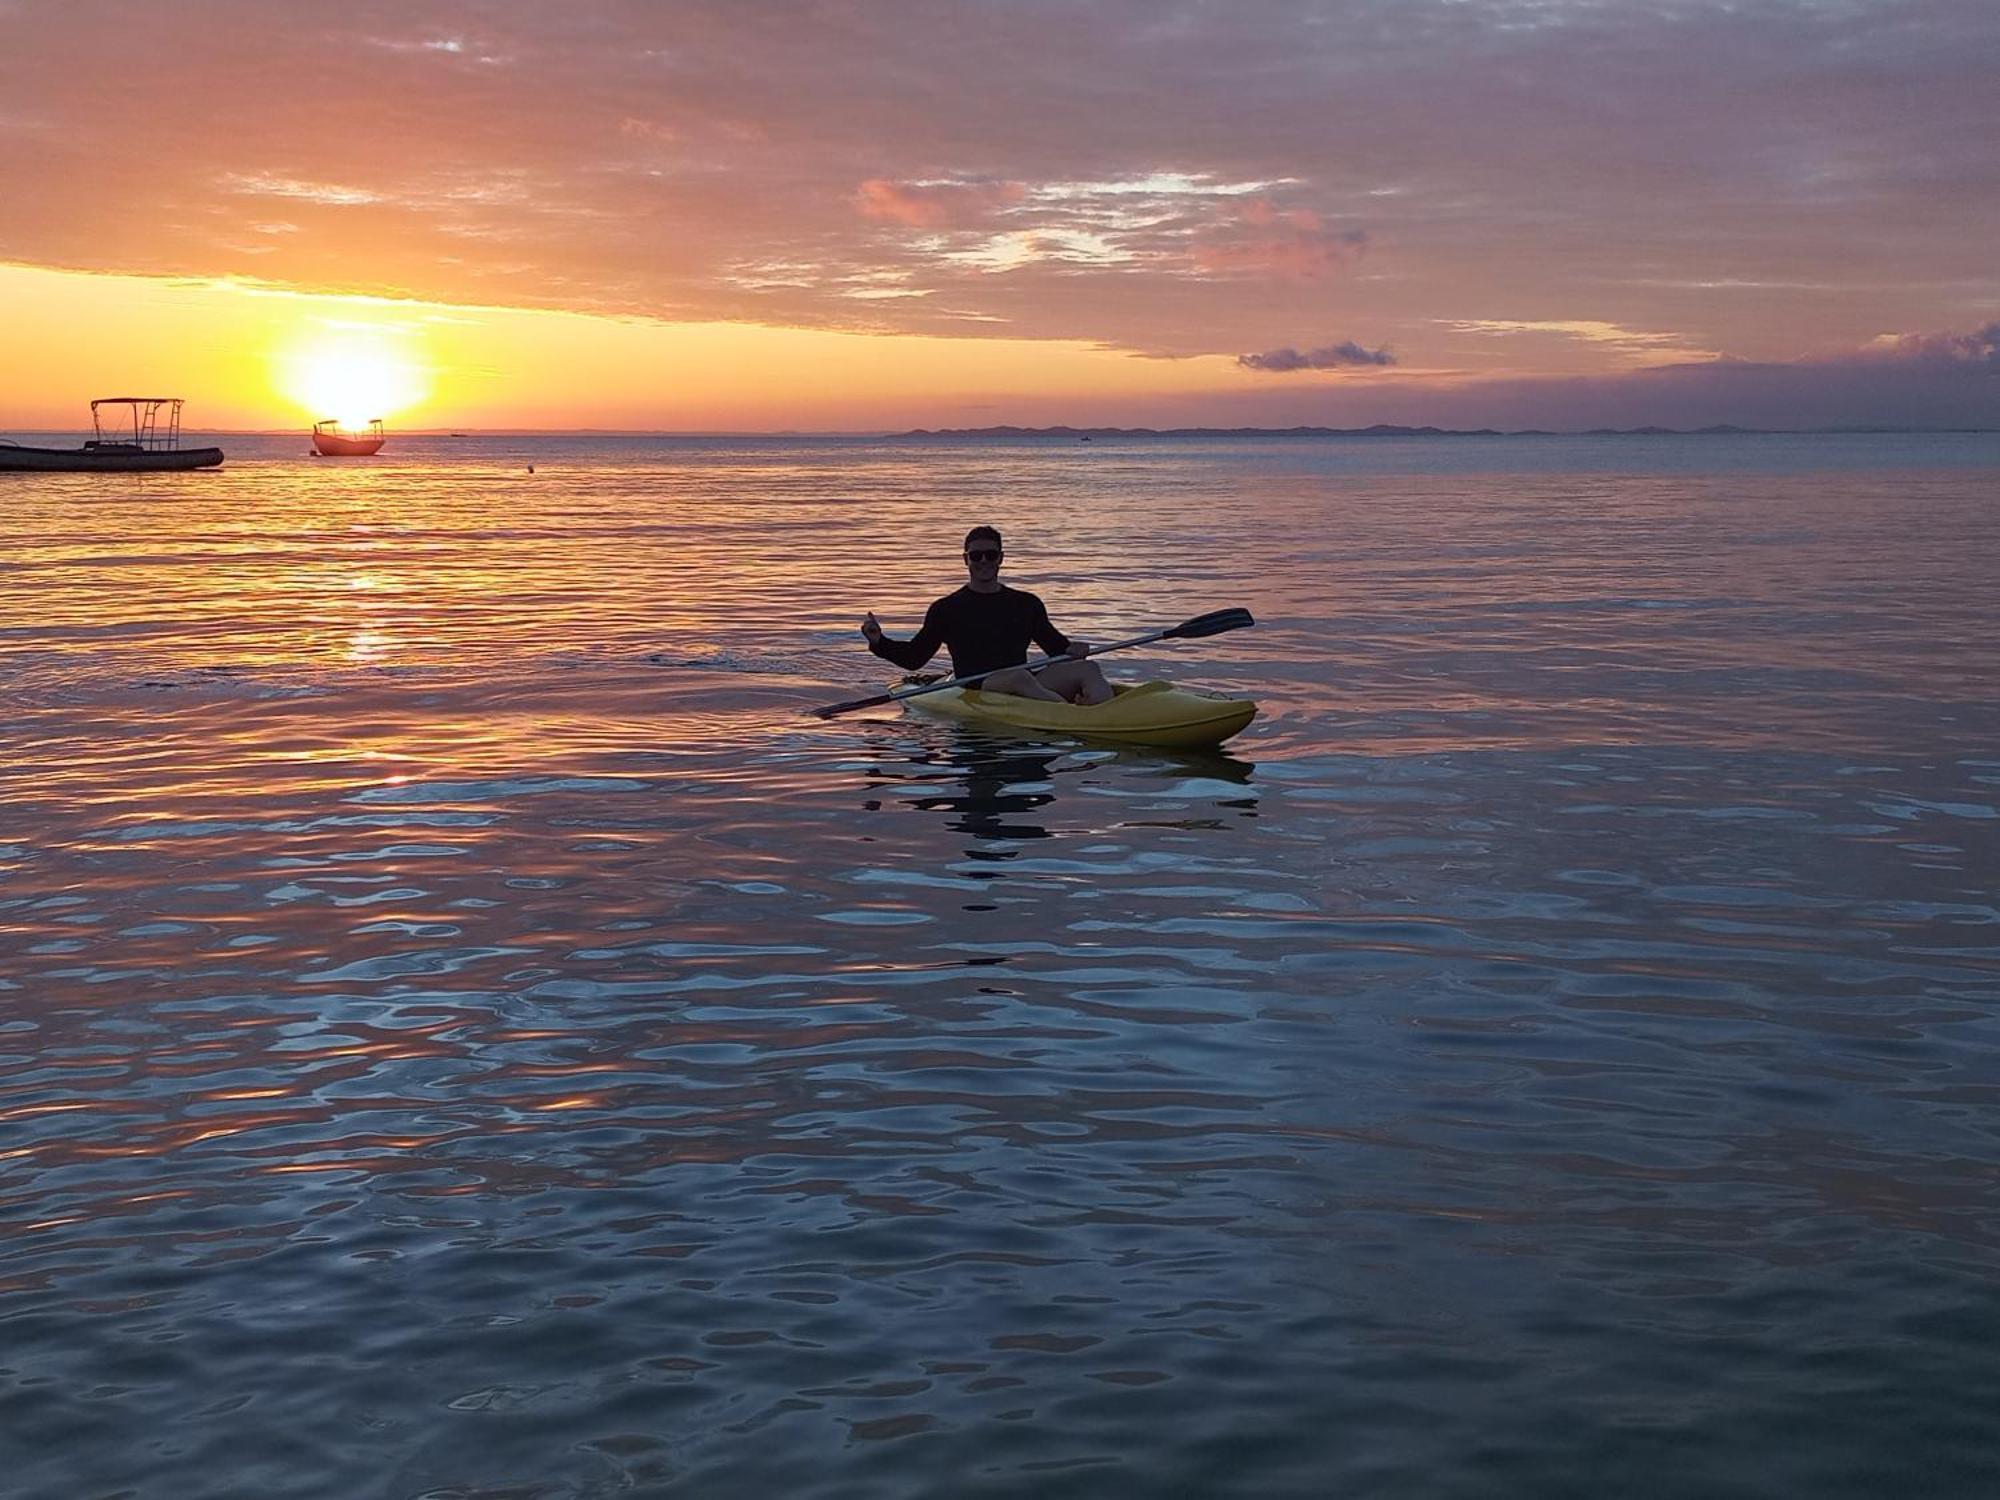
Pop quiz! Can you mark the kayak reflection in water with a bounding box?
[860,525,1114,704]
[925,742,1061,848]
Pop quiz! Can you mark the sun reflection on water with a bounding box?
[2,439,1998,1498]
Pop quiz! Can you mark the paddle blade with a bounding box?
[1163,606,1255,640]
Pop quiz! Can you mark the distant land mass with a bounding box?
[900,424,1760,440]
[896,422,1993,440]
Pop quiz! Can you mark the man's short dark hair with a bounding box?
[964,525,1002,552]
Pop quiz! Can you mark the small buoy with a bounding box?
[527,464,535,473]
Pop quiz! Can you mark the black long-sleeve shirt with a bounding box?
[869,585,1070,678]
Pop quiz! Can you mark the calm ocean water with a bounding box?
[3,433,1997,1498]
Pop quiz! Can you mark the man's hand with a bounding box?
[1066,639,1092,658]
[861,612,883,645]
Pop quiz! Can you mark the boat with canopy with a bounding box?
[0,399,224,472]
[312,418,386,456]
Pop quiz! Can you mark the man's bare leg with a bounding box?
[1034,659,1114,705]
[981,665,1068,701]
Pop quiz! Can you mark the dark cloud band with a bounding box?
[1238,341,1396,372]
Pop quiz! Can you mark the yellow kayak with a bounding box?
[902,680,1257,748]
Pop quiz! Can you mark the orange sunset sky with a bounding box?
[2,1,1996,433]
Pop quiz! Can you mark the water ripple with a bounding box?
[3,441,1998,1497]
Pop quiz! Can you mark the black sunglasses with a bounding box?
[964,548,1002,563]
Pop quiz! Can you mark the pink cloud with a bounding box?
[1192,200,1368,278]
[857,178,1027,228]
[619,118,680,142]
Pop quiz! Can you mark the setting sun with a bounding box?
[276,326,429,429]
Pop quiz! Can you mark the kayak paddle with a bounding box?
[809,606,1254,719]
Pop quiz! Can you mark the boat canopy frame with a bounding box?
[90,397,184,452]
[313,417,386,438]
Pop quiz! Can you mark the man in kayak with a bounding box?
[861,526,1113,703]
